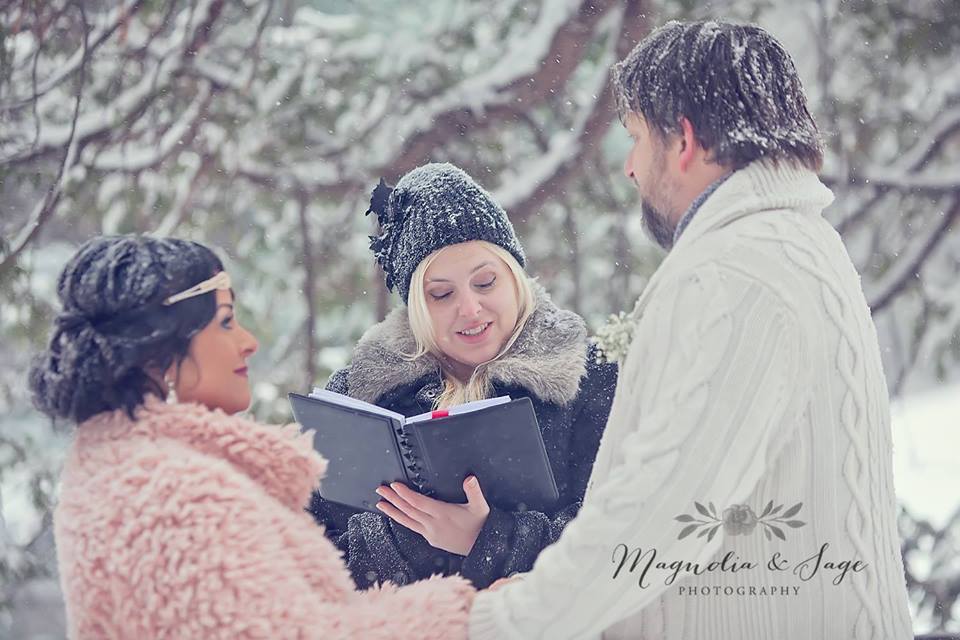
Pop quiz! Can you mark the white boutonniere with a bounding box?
[593,310,637,365]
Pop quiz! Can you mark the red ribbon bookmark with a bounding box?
[431,410,449,419]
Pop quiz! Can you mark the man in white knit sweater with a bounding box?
[468,20,913,640]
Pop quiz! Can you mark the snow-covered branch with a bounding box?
[231,155,359,197]
[838,167,960,196]
[378,0,630,178]
[84,81,213,172]
[828,103,960,236]
[150,152,213,236]
[825,102,960,194]
[496,2,649,223]
[867,196,960,313]
[0,0,145,111]
[0,0,267,272]
[894,104,960,173]
[2,0,224,165]
[0,0,89,275]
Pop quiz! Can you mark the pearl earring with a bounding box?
[165,375,178,404]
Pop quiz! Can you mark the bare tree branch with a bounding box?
[867,196,960,313]
[84,80,213,172]
[515,111,551,153]
[0,0,89,276]
[834,189,886,237]
[828,104,960,234]
[2,0,225,165]
[897,104,960,172]
[496,1,649,226]
[183,0,225,58]
[151,152,214,236]
[0,0,245,274]
[833,168,960,196]
[380,0,635,178]
[0,0,144,111]
[297,190,318,384]
[560,193,582,314]
[818,91,960,328]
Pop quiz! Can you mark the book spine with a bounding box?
[394,421,434,496]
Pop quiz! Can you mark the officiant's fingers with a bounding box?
[389,482,441,514]
[463,476,488,512]
[375,500,425,535]
[377,485,432,522]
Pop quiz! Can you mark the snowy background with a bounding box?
[1,0,958,637]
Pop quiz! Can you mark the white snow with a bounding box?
[891,382,960,529]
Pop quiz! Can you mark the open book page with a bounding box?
[405,395,511,424]
[309,387,406,423]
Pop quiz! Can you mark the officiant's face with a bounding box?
[623,112,682,250]
[423,241,520,372]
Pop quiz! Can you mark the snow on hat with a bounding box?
[366,162,526,303]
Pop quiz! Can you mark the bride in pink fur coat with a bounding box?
[28,236,475,639]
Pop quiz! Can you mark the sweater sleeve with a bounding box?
[460,352,617,588]
[341,510,435,587]
[307,492,352,553]
[468,264,807,639]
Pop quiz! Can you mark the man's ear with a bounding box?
[678,116,698,173]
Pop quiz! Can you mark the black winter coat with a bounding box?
[307,287,617,589]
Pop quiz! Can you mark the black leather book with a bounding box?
[288,391,559,514]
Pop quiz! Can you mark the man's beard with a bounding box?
[634,140,679,251]
[640,198,675,251]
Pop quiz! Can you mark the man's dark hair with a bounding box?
[612,20,823,171]
[28,235,224,423]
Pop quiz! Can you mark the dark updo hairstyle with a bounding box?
[28,235,224,423]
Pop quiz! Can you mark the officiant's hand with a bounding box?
[375,476,490,556]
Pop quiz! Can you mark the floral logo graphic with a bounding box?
[722,504,758,536]
[675,501,806,542]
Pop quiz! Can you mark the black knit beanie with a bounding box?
[367,162,526,302]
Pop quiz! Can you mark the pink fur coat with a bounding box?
[53,397,475,639]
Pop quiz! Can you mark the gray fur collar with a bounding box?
[344,285,588,406]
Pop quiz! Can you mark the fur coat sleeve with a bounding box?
[99,458,473,639]
[54,402,474,640]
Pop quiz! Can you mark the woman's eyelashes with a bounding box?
[428,276,496,301]
[220,314,234,329]
[476,276,496,289]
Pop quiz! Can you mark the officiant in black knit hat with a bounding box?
[304,161,619,591]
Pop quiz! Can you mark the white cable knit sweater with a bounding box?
[468,161,913,640]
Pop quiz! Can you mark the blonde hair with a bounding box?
[406,242,535,408]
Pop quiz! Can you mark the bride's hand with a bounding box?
[488,576,522,591]
[375,476,490,556]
